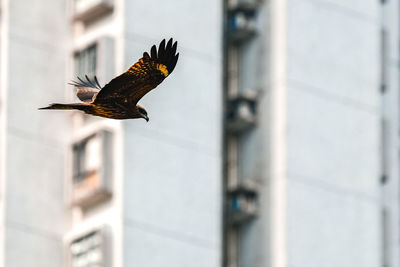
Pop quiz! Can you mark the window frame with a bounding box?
[70,128,113,207]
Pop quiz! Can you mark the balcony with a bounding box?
[73,0,114,24]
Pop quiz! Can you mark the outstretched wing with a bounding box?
[69,75,101,102]
[94,38,179,104]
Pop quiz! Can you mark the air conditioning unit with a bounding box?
[73,0,114,24]
[227,0,260,43]
[69,227,112,267]
[227,183,258,225]
[226,90,258,133]
[71,129,113,208]
[228,12,257,43]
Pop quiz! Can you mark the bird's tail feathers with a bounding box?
[39,103,90,111]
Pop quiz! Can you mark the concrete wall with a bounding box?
[4,1,70,266]
[122,1,223,266]
[286,1,382,267]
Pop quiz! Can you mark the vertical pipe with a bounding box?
[226,226,238,267]
[227,136,238,189]
[268,0,287,266]
[227,45,239,98]
[224,3,240,267]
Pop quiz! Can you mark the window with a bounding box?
[71,130,113,207]
[73,133,101,184]
[75,44,97,79]
[73,37,115,85]
[70,229,108,267]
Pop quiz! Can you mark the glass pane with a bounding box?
[87,45,97,77]
[85,135,101,171]
[74,51,84,78]
[73,143,86,183]
[71,231,104,267]
[74,44,97,78]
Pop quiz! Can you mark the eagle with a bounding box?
[40,38,179,121]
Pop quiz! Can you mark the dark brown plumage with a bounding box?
[40,38,179,121]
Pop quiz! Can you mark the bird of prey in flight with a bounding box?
[40,38,179,121]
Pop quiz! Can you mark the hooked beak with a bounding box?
[145,116,149,122]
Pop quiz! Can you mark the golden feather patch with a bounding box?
[157,64,169,77]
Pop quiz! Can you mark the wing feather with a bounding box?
[76,87,100,102]
[158,39,166,59]
[69,76,101,102]
[94,38,179,104]
[151,45,157,58]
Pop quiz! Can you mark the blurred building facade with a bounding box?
[0,1,399,267]
[223,1,400,267]
[0,0,222,267]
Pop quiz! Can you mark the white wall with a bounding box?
[286,1,382,267]
[122,1,223,266]
[4,1,70,267]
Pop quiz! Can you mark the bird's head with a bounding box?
[137,105,149,122]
